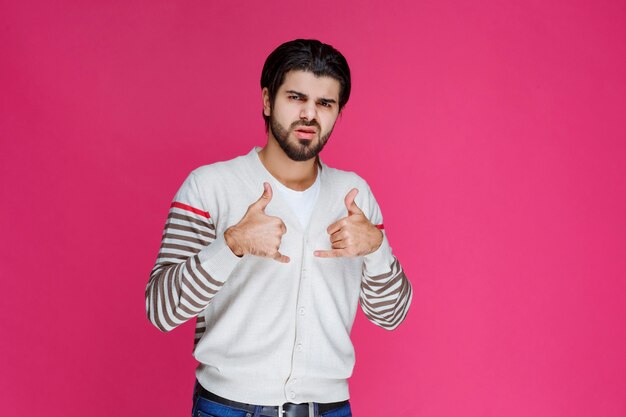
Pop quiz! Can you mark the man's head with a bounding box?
[260,39,351,161]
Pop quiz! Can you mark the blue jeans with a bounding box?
[192,383,352,417]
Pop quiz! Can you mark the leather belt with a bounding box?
[196,384,349,417]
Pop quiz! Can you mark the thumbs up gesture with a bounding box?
[314,188,383,258]
[224,183,290,263]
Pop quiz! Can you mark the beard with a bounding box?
[270,115,334,162]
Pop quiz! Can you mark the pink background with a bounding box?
[2,1,625,416]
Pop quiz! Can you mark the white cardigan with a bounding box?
[146,147,412,405]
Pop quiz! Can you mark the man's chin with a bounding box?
[286,151,317,162]
[283,145,318,161]
[274,130,328,161]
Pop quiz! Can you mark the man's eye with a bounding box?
[319,101,331,108]
[289,95,301,100]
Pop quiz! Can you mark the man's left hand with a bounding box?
[314,188,383,258]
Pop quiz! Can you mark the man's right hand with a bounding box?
[224,182,290,263]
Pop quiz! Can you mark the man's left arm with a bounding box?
[315,185,412,330]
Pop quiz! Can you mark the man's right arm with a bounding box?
[146,177,288,333]
[145,172,241,333]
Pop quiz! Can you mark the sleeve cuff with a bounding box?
[363,233,394,277]
[197,234,242,283]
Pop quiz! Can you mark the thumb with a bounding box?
[344,188,362,215]
[253,182,273,211]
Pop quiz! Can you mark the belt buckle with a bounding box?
[279,402,315,417]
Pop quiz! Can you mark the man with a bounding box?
[146,39,412,417]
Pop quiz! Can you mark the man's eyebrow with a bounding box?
[285,90,307,97]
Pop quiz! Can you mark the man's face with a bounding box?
[264,70,341,161]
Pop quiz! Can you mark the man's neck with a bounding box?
[258,137,318,191]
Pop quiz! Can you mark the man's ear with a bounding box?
[262,87,271,117]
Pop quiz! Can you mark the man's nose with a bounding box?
[299,101,317,122]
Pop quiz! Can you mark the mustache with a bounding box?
[290,120,320,129]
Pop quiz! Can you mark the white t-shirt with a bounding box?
[271,170,321,229]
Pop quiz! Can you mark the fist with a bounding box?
[224,183,290,263]
[314,188,383,258]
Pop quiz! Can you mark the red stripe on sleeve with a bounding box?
[170,202,211,219]
[376,224,384,230]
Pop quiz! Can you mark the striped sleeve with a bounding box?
[359,187,413,330]
[145,172,241,333]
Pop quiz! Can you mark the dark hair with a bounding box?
[260,39,351,130]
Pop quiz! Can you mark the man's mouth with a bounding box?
[294,127,317,140]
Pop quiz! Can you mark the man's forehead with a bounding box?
[279,70,340,99]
